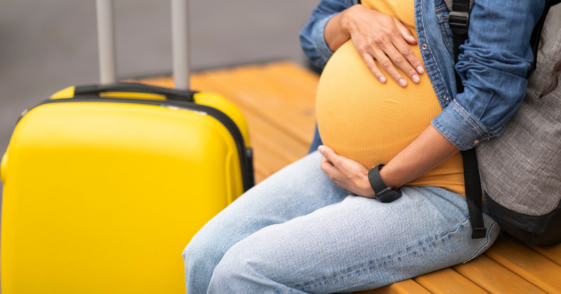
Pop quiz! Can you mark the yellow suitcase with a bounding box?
[2,0,254,292]
[0,82,253,294]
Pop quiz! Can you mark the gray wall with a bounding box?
[0,0,320,195]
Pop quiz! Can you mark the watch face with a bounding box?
[377,189,402,203]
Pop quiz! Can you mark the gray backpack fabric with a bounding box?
[475,6,561,245]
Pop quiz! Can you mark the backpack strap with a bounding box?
[450,0,558,239]
[449,0,487,239]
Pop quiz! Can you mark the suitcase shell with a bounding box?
[0,84,253,294]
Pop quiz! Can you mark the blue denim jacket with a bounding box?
[300,0,544,150]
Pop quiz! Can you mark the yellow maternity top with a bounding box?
[315,0,465,195]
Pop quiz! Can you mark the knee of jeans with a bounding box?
[182,227,225,268]
[210,246,254,286]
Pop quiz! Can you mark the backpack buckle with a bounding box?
[449,11,470,35]
[471,227,487,239]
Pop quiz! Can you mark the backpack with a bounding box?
[449,0,561,245]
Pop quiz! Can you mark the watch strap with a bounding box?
[368,164,389,194]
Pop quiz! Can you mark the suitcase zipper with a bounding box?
[24,97,255,191]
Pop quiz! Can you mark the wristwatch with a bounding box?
[368,164,402,203]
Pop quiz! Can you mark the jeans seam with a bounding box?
[293,216,473,292]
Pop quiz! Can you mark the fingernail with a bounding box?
[398,79,407,87]
[379,76,386,83]
[409,35,415,40]
[318,145,325,154]
[417,66,424,74]
[412,75,420,83]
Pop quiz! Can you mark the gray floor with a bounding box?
[0,0,320,195]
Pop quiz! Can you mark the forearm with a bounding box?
[324,9,351,52]
[380,124,460,188]
[324,5,368,53]
[317,124,459,198]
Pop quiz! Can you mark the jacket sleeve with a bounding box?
[299,0,352,69]
[431,0,545,150]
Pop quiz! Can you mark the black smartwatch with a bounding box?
[368,164,402,203]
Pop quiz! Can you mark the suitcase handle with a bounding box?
[96,0,190,89]
[74,82,194,101]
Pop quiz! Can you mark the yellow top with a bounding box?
[315,0,465,195]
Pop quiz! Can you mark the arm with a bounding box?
[432,0,544,150]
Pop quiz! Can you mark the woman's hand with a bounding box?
[318,145,375,198]
[325,4,424,87]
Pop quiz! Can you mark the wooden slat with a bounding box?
[357,279,431,294]
[231,68,316,125]
[414,268,487,294]
[259,61,321,97]
[454,255,547,294]
[527,243,561,267]
[485,235,561,294]
[256,63,319,104]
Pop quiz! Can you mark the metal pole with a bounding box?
[96,0,117,84]
[171,0,190,90]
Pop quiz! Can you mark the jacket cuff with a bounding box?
[312,13,337,65]
[432,100,490,150]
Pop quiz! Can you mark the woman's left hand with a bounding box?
[318,145,375,198]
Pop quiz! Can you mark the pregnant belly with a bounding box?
[316,40,443,169]
[316,41,465,196]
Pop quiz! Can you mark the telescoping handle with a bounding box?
[95,0,191,90]
[96,0,117,85]
[171,0,190,90]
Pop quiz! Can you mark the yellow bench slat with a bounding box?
[454,255,547,294]
[260,62,321,98]
[414,268,487,294]
[356,279,431,294]
[527,243,561,267]
[485,235,561,294]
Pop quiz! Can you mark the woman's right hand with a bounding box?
[325,4,425,87]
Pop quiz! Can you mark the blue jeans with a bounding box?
[183,152,500,293]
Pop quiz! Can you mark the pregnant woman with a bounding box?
[183,0,543,293]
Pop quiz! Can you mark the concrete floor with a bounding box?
[0,0,320,194]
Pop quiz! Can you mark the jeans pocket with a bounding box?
[462,221,501,263]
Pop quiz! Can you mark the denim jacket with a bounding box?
[300,0,544,150]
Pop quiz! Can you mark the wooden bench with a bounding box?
[131,61,561,294]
